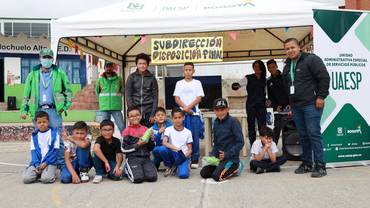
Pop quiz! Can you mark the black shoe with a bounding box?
[256,167,265,174]
[79,167,89,182]
[295,162,313,174]
[311,163,327,178]
[191,159,199,169]
[274,166,281,172]
[155,164,160,171]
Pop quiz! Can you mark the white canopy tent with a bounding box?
[50,0,337,68]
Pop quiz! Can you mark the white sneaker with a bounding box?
[80,169,89,183]
[191,160,199,169]
[93,175,102,183]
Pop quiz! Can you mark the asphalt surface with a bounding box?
[1,140,370,208]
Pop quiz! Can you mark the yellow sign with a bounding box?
[151,37,223,64]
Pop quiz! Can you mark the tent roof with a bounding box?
[50,0,337,65]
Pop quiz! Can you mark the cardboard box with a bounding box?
[227,89,247,109]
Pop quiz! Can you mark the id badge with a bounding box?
[290,86,295,94]
[43,94,47,102]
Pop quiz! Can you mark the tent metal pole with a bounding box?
[123,37,141,56]
[263,29,284,43]
[122,55,127,129]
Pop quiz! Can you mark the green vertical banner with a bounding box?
[314,10,370,167]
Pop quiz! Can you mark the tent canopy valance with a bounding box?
[50,0,337,65]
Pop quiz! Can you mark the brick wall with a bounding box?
[69,84,99,110]
[346,0,370,10]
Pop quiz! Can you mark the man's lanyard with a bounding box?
[290,52,302,84]
[40,69,53,90]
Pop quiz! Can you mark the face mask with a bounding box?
[41,59,53,68]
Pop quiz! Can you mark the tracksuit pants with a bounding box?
[159,146,190,179]
[152,146,162,167]
[125,156,157,183]
[200,160,239,181]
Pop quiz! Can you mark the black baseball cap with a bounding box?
[213,98,228,108]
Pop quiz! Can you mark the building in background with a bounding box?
[0,18,116,109]
[345,0,370,10]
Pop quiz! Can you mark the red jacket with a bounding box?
[121,124,148,138]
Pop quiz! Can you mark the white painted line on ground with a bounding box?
[206,178,229,184]
[0,162,28,167]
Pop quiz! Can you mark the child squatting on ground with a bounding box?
[159,107,193,178]
[60,121,93,183]
[250,126,287,174]
[92,120,123,183]
[121,106,158,183]
[23,111,59,184]
[200,98,245,181]
[151,107,173,170]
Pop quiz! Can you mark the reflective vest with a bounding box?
[96,73,124,111]
[21,64,73,118]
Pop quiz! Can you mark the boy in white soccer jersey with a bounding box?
[159,108,193,178]
[173,62,204,168]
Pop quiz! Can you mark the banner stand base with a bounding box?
[326,160,370,168]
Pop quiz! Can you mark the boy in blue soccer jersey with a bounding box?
[152,107,172,170]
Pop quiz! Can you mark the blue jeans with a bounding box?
[159,146,190,179]
[291,104,325,166]
[101,110,124,134]
[32,108,64,170]
[60,147,93,183]
[92,153,121,181]
[152,146,162,166]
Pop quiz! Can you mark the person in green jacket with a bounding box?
[95,62,125,134]
[21,48,73,170]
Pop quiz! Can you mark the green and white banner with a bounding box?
[314,10,370,167]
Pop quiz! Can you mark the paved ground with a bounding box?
[1,141,370,208]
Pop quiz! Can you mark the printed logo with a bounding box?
[127,3,144,10]
[216,100,226,107]
[336,127,344,136]
[347,125,362,134]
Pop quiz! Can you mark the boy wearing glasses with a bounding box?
[121,106,157,183]
[92,120,123,183]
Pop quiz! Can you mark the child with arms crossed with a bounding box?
[250,126,287,174]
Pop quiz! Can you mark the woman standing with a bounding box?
[232,60,267,146]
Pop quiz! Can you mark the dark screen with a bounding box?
[165,76,222,109]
